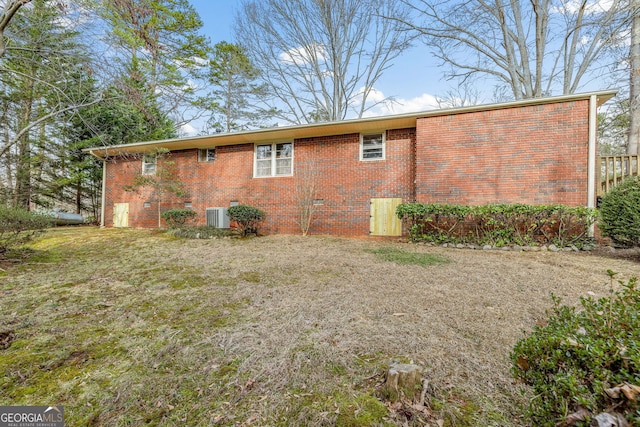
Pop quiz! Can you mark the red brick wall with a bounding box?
[103,99,591,235]
[104,129,416,235]
[415,100,590,206]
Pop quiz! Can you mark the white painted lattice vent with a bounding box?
[206,208,230,228]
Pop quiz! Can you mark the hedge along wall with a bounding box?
[396,203,595,247]
[415,100,590,207]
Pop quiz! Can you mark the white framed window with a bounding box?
[142,154,156,175]
[198,148,216,162]
[254,142,293,177]
[360,133,385,161]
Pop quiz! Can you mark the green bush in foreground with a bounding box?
[511,272,640,426]
[227,204,265,236]
[599,176,640,247]
[0,206,54,255]
[160,208,196,229]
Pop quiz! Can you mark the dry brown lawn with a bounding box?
[0,227,638,426]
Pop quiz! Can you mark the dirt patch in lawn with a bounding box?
[0,227,637,426]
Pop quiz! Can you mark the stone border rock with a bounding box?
[416,242,597,252]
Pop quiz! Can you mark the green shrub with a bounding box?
[227,204,266,236]
[160,209,196,229]
[0,206,54,255]
[396,203,594,247]
[511,272,640,426]
[599,177,640,247]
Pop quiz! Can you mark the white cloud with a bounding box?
[350,87,380,108]
[180,123,198,136]
[192,56,209,67]
[279,43,327,65]
[184,78,203,91]
[360,89,439,117]
[363,87,386,104]
[386,93,440,114]
[553,0,615,15]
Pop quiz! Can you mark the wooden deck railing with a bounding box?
[598,155,640,196]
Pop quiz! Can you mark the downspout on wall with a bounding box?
[587,94,598,236]
[411,126,417,202]
[100,159,106,228]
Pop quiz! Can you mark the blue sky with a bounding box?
[186,0,624,127]
[188,0,454,121]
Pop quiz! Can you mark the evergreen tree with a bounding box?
[204,41,273,132]
[0,0,96,209]
[54,71,176,219]
[100,0,211,121]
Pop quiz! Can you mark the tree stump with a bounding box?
[382,362,424,402]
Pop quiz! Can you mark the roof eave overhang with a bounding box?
[84,90,618,160]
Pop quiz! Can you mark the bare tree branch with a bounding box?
[0,0,31,58]
[395,0,628,99]
[0,96,103,159]
[236,0,411,124]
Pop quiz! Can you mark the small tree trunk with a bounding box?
[628,0,640,155]
[75,181,82,214]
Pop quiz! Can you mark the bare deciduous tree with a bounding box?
[235,0,411,124]
[396,0,629,100]
[435,79,483,108]
[294,157,321,236]
[599,98,630,155]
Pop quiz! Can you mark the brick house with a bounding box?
[85,91,614,236]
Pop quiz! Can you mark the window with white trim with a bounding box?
[360,133,385,160]
[255,142,293,177]
[142,154,156,175]
[198,148,216,162]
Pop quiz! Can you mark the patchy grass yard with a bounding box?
[0,227,638,426]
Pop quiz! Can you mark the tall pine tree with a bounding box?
[204,41,273,132]
[100,0,211,123]
[0,0,96,209]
